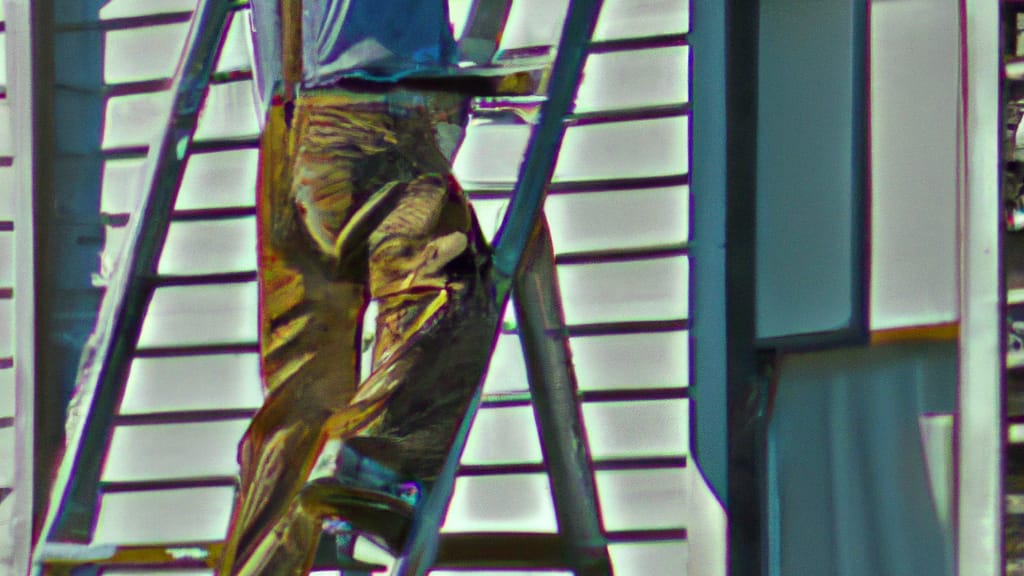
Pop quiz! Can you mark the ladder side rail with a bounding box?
[490,0,604,293]
[396,1,605,573]
[514,218,612,576]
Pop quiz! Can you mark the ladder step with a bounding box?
[300,480,417,555]
[37,539,391,572]
[38,541,224,570]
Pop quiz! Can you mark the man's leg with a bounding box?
[221,89,480,575]
[221,96,401,574]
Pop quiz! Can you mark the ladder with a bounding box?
[31,0,700,574]
[30,0,606,573]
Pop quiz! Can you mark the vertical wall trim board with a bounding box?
[11,0,36,573]
[958,0,1002,574]
[690,0,729,506]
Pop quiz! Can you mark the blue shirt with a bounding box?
[250,0,460,99]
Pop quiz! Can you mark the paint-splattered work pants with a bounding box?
[219,86,493,576]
